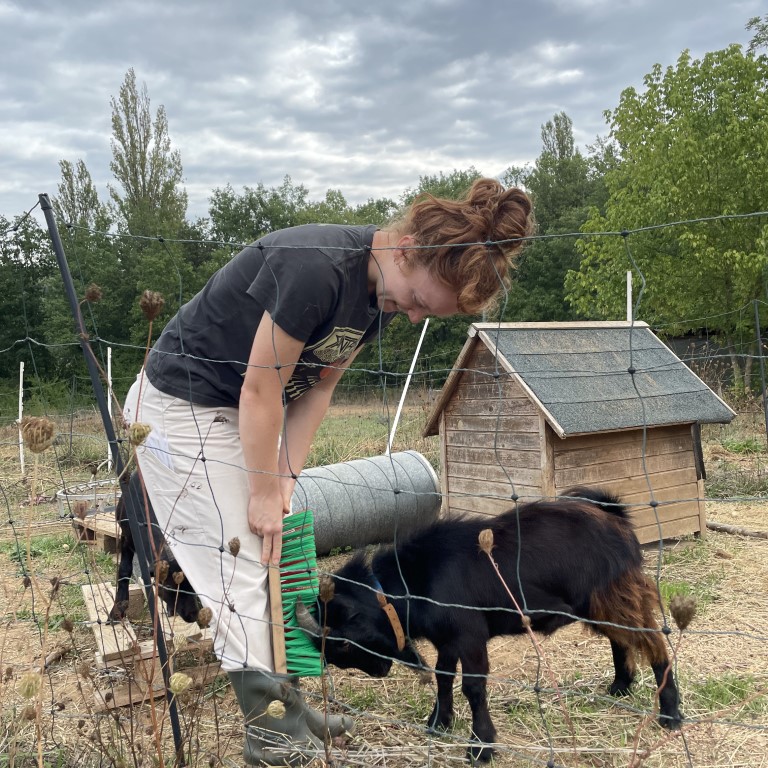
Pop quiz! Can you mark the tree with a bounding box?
[108,68,187,234]
[501,113,607,322]
[566,44,768,391]
[0,215,57,381]
[106,69,192,350]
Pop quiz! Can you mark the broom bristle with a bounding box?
[280,509,323,677]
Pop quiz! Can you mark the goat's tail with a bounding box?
[562,486,628,519]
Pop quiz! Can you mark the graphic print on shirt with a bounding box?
[284,326,365,401]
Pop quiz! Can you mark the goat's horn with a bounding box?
[294,601,322,636]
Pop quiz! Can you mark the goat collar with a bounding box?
[371,575,406,652]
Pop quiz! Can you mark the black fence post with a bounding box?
[39,193,187,765]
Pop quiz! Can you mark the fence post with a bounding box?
[18,361,25,479]
[38,193,187,764]
[754,300,768,447]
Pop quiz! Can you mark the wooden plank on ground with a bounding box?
[82,582,140,664]
[72,511,119,554]
[92,659,224,710]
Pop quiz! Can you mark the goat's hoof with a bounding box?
[659,711,684,730]
[427,709,453,732]
[609,680,632,697]
[466,742,495,764]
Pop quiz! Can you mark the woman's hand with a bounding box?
[248,494,284,565]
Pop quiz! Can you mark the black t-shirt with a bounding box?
[146,224,396,406]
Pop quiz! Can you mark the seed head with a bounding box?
[478,528,495,555]
[84,283,103,303]
[197,606,213,628]
[169,672,192,696]
[20,416,56,454]
[128,422,152,446]
[73,500,89,520]
[140,290,165,321]
[669,594,697,631]
[156,560,170,583]
[319,575,335,603]
[18,672,42,699]
[21,705,37,721]
[228,537,241,557]
[62,618,74,633]
[266,700,286,719]
[172,570,185,586]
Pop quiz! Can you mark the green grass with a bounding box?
[721,436,766,455]
[687,674,768,718]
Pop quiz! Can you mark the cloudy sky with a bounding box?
[0,0,760,223]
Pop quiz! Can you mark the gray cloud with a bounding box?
[0,0,760,223]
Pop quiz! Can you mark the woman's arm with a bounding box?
[278,345,365,507]
[239,311,302,564]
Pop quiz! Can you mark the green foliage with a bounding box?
[721,436,764,454]
[567,44,768,390]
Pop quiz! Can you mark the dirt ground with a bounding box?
[1,495,767,768]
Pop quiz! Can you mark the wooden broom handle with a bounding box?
[268,564,287,674]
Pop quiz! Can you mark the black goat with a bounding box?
[297,487,682,762]
[108,471,200,624]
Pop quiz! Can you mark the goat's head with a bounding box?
[296,555,423,677]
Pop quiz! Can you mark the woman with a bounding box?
[123,178,533,765]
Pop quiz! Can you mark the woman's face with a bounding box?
[373,237,460,323]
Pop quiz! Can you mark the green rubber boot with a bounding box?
[288,677,355,740]
[228,670,325,766]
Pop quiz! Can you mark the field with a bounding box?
[1,395,767,767]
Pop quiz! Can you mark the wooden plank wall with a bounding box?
[552,424,704,543]
[443,345,542,517]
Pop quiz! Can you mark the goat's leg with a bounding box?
[459,644,496,764]
[428,646,458,731]
[608,638,636,696]
[109,522,135,622]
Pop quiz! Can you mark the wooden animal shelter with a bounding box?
[423,321,736,544]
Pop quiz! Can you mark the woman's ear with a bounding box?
[394,235,415,267]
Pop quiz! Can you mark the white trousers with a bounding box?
[123,375,273,672]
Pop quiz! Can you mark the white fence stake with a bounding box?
[386,318,430,455]
[626,270,633,322]
[106,346,113,471]
[18,361,25,478]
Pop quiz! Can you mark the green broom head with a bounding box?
[281,509,323,677]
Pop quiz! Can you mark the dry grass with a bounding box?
[1,405,767,766]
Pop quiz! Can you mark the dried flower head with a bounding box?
[266,700,286,719]
[73,500,89,520]
[84,283,103,303]
[61,618,74,633]
[197,606,213,628]
[140,290,165,321]
[4,666,12,683]
[669,594,697,631]
[156,560,169,583]
[228,537,241,557]
[128,422,152,446]
[22,575,31,590]
[49,576,61,596]
[478,528,494,555]
[169,672,193,696]
[18,672,42,699]
[20,417,56,454]
[319,575,335,603]
[21,704,37,721]
[172,570,185,586]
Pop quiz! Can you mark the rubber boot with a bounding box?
[288,677,355,740]
[228,670,324,766]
